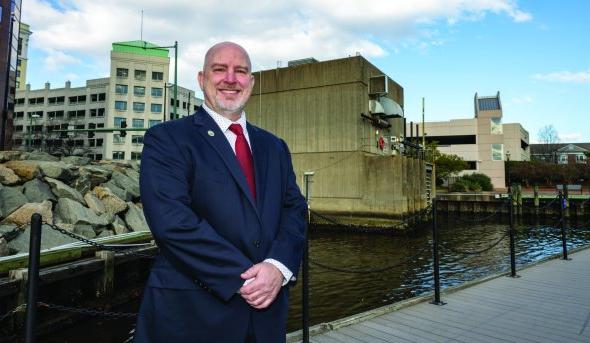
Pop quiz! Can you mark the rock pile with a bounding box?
[0,151,149,257]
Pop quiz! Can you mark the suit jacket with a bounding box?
[134,107,307,343]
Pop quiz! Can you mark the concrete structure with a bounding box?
[245,56,431,219]
[16,22,30,90]
[531,142,589,164]
[0,0,22,150]
[410,92,529,189]
[12,40,201,160]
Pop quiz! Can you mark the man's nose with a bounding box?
[224,71,237,83]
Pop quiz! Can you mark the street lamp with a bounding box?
[27,113,40,151]
[506,150,511,191]
[162,82,174,121]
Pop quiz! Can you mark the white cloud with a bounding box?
[22,0,532,89]
[533,70,590,84]
[42,49,81,71]
[511,95,533,104]
[559,133,583,142]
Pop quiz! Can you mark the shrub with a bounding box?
[450,179,471,192]
[462,173,493,191]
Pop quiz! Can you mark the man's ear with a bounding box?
[197,71,204,90]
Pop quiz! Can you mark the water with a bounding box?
[42,214,590,342]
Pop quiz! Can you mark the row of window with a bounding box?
[115,84,163,97]
[114,101,163,113]
[112,151,141,161]
[113,134,144,144]
[113,117,161,128]
[13,122,106,133]
[15,93,106,106]
[14,108,106,119]
[12,138,104,148]
[116,68,163,81]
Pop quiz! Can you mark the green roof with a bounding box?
[112,41,169,58]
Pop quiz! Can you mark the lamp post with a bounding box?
[162,82,174,122]
[27,113,40,151]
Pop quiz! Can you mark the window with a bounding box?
[14,125,23,132]
[68,95,86,104]
[491,144,504,161]
[134,69,146,80]
[151,87,163,97]
[27,111,43,118]
[115,84,128,94]
[115,101,127,110]
[88,139,96,147]
[114,117,126,128]
[151,103,162,113]
[491,118,503,134]
[90,108,105,117]
[68,110,85,118]
[14,111,24,118]
[47,110,64,119]
[134,86,145,96]
[132,135,144,144]
[131,152,142,160]
[116,68,129,78]
[133,102,145,112]
[75,124,85,130]
[28,97,44,105]
[16,98,25,105]
[152,71,163,81]
[182,101,187,109]
[112,151,125,160]
[113,134,125,144]
[47,96,65,105]
[132,119,144,128]
[90,93,105,102]
[148,120,161,128]
[96,154,103,160]
[96,139,104,147]
[97,123,104,128]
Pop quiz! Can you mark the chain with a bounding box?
[309,244,431,274]
[448,202,508,223]
[44,222,156,259]
[0,223,29,241]
[310,206,432,231]
[0,304,27,322]
[439,231,509,256]
[38,302,137,318]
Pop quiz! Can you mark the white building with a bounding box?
[12,40,202,160]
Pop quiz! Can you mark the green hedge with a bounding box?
[450,173,493,192]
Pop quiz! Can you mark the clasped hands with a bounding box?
[239,262,283,309]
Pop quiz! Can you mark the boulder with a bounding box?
[73,224,96,239]
[23,178,57,203]
[0,186,28,219]
[123,168,140,181]
[37,161,78,182]
[55,198,112,228]
[0,164,20,185]
[0,151,22,163]
[3,201,53,226]
[111,215,129,235]
[79,165,112,186]
[96,229,114,238]
[7,224,79,253]
[103,180,132,202]
[45,177,85,204]
[124,202,149,232]
[93,186,127,214]
[111,171,140,199]
[4,161,40,181]
[84,192,106,214]
[61,156,91,166]
[25,151,59,162]
[0,238,9,257]
[72,173,92,195]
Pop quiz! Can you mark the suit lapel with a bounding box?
[247,123,268,213]
[193,109,258,213]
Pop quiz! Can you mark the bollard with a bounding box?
[508,196,518,277]
[430,198,445,305]
[25,213,42,343]
[558,191,570,260]
[302,172,314,343]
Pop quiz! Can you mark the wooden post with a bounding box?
[533,185,539,215]
[8,268,29,328]
[95,251,115,298]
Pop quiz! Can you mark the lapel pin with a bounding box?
[207,130,215,137]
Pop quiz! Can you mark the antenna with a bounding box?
[140,10,144,41]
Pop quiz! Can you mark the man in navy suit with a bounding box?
[134,42,307,342]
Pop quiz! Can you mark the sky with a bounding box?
[22,0,589,143]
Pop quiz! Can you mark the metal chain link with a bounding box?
[439,231,509,256]
[44,222,156,259]
[0,304,27,322]
[38,302,137,318]
[309,244,431,274]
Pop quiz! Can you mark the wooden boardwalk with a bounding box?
[298,247,590,343]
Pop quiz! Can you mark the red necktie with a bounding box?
[229,123,256,199]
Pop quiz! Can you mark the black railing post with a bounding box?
[430,198,445,305]
[25,213,42,343]
[508,194,518,277]
[558,191,569,260]
[302,172,314,343]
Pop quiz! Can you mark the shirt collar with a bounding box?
[202,103,247,133]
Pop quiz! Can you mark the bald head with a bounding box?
[203,42,252,72]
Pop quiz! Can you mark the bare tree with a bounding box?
[537,125,560,162]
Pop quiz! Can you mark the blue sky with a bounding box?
[23,0,589,143]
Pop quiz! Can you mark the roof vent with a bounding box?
[287,57,318,67]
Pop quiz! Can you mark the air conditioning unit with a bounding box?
[369,75,388,96]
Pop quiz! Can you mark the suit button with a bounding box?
[253,240,261,248]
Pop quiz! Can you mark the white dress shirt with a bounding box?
[202,104,294,286]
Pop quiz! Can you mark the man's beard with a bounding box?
[213,95,246,115]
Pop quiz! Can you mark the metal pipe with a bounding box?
[24,213,43,343]
[302,172,313,343]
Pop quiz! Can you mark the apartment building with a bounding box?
[12,40,202,160]
[16,22,31,90]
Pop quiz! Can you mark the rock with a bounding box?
[25,151,59,162]
[23,178,57,203]
[0,238,9,257]
[3,201,53,226]
[0,186,28,219]
[96,229,114,238]
[7,224,79,253]
[0,151,22,163]
[0,164,20,185]
[73,224,96,239]
[111,171,140,199]
[123,168,140,181]
[61,156,91,166]
[111,215,129,235]
[84,192,106,214]
[37,161,78,182]
[103,180,132,202]
[45,177,84,204]
[79,165,112,186]
[93,186,127,214]
[55,198,112,228]
[72,174,92,195]
[4,161,40,181]
[124,202,149,231]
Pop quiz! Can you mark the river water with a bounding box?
[42,214,590,342]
